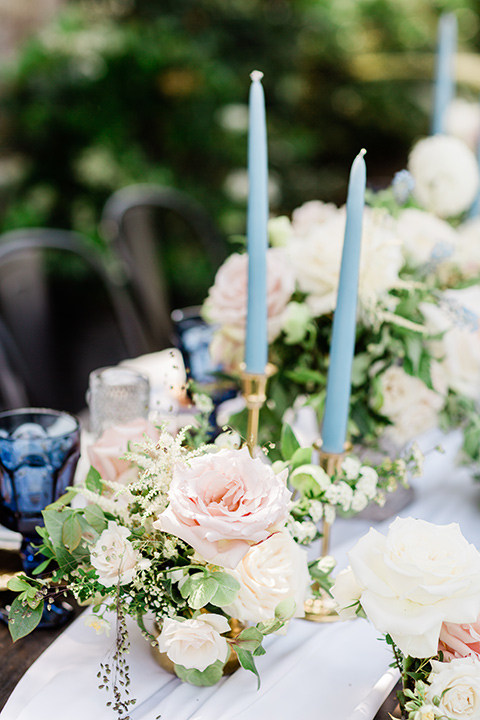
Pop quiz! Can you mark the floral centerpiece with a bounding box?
[202,133,480,465]
[331,516,480,719]
[6,410,419,717]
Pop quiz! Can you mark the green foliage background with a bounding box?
[0,0,479,304]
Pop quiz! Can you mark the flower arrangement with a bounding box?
[6,411,418,717]
[331,516,480,719]
[202,132,480,465]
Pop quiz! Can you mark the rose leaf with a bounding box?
[8,596,43,642]
[209,572,240,607]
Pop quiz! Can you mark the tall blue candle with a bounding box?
[431,13,457,135]
[321,150,367,454]
[245,70,269,374]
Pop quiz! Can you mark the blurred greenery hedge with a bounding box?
[0,0,478,305]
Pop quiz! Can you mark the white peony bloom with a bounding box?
[336,518,480,658]
[90,521,150,587]
[157,614,230,672]
[396,207,459,268]
[445,98,480,152]
[221,529,310,624]
[426,657,480,720]
[421,286,480,400]
[408,135,479,218]
[289,206,403,318]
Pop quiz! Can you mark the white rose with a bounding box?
[290,206,402,317]
[157,614,230,672]
[291,200,338,235]
[376,365,445,446]
[331,567,363,621]
[396,208,458,268]
[90,521,149,587]
[426,657,480,720]
[221,530,310,624]
[343,518,480,657]
[408,135,479,218]
[456,218,480,279]
[421,286,480,400]
[411,704,438,720]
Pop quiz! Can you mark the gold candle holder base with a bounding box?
[239,362,277,456]
[303,440,349,623]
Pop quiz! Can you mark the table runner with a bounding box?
[2,428,479,720]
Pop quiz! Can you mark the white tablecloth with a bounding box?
[2,428,480,720]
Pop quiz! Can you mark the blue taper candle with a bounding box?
[431,13,457,135]
[245,70,269,374]
[321,149,367,454]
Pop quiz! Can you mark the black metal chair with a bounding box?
[100,184,226,352]
[0,228,150,413]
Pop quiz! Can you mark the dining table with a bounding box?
[0,422,478,720]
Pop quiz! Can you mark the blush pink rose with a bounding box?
[88,418,160,484]
[202,248,295,344]
[153,446,291,569]
[439,616,480,661]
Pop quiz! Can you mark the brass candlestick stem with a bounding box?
[239,363,276,456]
[304,441,348,623]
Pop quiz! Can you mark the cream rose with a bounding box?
[153,446,291,569]
[157,614,230,672]
[426,657,480,719]
[202,247,295,343]
[421,287,480,400]
[289,206,402,317]
[408,135,479,218]
[88,418,160,484]
[221,529,310,623]
[375,365,446,446]
[90,521,149,587]
[332,517,480,658]
[456,218,480,279]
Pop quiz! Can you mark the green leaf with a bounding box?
[290,446,313,470]
[236,647,261,688]
[85,466,103,494]
[47,487,77,511]
[174,659,225,686]
[83,504,107,533]
[280,423,300,461]
[6,575,31,592]
[181,573,219,609]
[62,514,82,551]
[233,626,263,652]
[8,596,43,641]
[209,572,240,607]
[31,558,52,575]
[350,352,371,387]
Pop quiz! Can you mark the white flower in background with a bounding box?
[408,135,479,218]
[357,467,378,499]
[426,657,480,720]
[281,301,312,344]
[90,521,150,587]
[445,98,480,152]
[421,286,480,400]
[84,614,111,636]
[216,103,249,133]
[192,392,214,415]
[214,431,241,450]
[396,207,459,268]
[332,517,480,658]
[291,200,338,235]
[157,614,230,672]
[375,365,446,447]
[221,530,310,623]
[324,481,354,512]
[455,218,480,279]
[223,169,281,205]
[309,499,324,523]
[341,456,362,480]
[351,490,368,512]
[324,505,336,524]
[289,206,402,318]
[411,704,439,720]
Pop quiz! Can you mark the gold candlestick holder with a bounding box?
[239,363,277,456]
[303,440,348,623]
